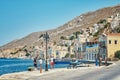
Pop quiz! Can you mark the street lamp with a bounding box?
[98,42,102,66]
[43,32,50,71]
[98,41,101,66]
[74,43,78,59]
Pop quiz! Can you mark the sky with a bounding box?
[0,0,120,46]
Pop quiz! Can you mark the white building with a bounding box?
[111,13,120,29]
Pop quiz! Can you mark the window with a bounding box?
[115,40,117,44]
[109,40,111,44]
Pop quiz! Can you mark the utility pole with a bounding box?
[98,42,100,66]
[43,32,50,71]
[45,32,48,71]
[105,46,108,66]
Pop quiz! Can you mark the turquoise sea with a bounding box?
[0,58,69,75]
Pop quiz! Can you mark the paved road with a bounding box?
[27,61,120,80]
[71,61,120,80]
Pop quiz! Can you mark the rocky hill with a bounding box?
[1,4,120,51]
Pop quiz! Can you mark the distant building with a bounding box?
[98,34,107,60]
[93,24,99,34]
[61,40,72,46]
[73,41,86,59]
[107,33,120,59]
[84,42,99,60]
[77,34,87,43]
[111,13,120,29]
[107,16,113,23]
[53,46,68,59]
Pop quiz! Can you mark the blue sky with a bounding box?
[0,0,120,46]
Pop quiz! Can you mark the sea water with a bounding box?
[0,58,68,75]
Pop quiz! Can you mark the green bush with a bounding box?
[60,36,66,40]
[65,53,75,58]
[115,50,120,59]
[71,42,74,46]
[69,36,75,40]
[68,46,71,52]
[70,54,75,58]
[28,67,34,71]
[10,52,16,55]
[76,31,81,34]
[65,44,68,47]
[73,31,81,38]
[97,19,106,24]
[114,26,120,33]
[25,53,30,56]
[54,41,56,45]
[65,53,70,58]
[93,31,99,37]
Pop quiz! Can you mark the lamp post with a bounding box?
[43,32,50,71]
[74,43,78,59]
[98,42,101,66]
[98,42,102,66]
[98,47,100,66]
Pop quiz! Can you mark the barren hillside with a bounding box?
[0,4,120,50]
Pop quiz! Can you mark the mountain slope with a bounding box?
[1,4,120,50]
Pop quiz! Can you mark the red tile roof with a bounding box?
[107,33,120,36]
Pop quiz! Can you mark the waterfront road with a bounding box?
[69,61,120,80]
[28,61,120,80]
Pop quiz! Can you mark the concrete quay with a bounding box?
[0,66,102,80]
[1,61,120,80]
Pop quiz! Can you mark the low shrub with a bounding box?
[115,50,120,59]
[28,67,34,71]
